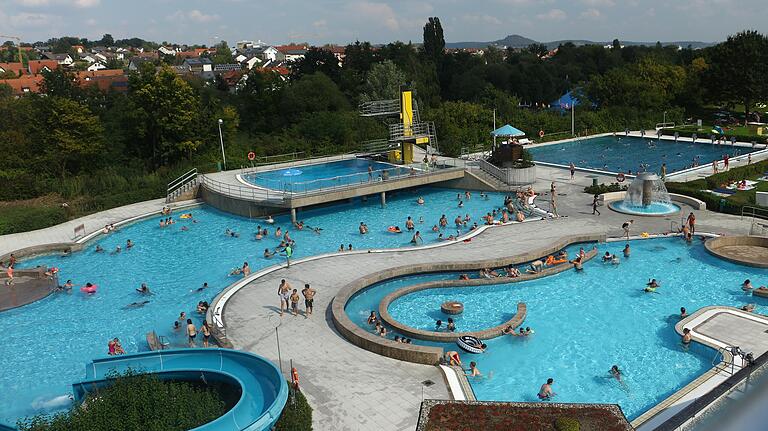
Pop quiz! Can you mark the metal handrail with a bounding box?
[242,159,465,196]
[742,206,768,221]
[250,151,305,166]
[240,153,358,175]
[203,159,466,202]
[166,168,198,203]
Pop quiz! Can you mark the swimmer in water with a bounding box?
[538,378,556,400]
[195,282,209,293]
[264,248,276,258]
[95,245,104,253]
[417,196,424,205]
[111,246,121,255]
[136,283,151,294]
[124,300,150,309]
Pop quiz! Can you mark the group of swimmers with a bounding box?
[107,338,126,355]
[504,326,534,337]
[101,224,117,234]
[435,318,456,332]
[366,311,413,343]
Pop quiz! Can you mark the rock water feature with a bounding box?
[609,172,680,216]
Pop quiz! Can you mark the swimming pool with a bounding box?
[1,187,510,425]
[344,238,768,419]
[241,159,411,192]
[528,135,757,174]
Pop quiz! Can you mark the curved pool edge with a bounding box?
[376,248,598,341]
[329,234,604,366]
[73,348,288,431]
[607,200,681,217]
[704,235,768,268]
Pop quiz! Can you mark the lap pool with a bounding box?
[241,159,411,192]
[1,187,510,426]
[344,238,768,419]
[528,135,757,174]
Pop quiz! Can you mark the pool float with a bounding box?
[179,213,193,219]
[456,336,486,354]
[753,287,768,298]
[49,267,59,274]
[641,232,650,238]
[441,301,464,315]
[545,255,568,266]
[387,226,402,233]
[80,283,98,294]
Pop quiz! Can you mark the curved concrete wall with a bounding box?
[704,236,768,268]
[331,235,602,365]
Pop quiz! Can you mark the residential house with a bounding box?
[213,63,242,73]
[277,44,308,62]
[236,40,255,50]
[80,53,97,63]
[158,46,177,56]
[41,52,74,65]
[133,51,159,60]
[243,56,262,70]
[0,75,45,95]
[128,57,151,71]
[0,62,27,77]
[182,57,213,73]
[234,54,247,63]
[27,60,59,75]
[94,53,108,63]
[72,45,85,54]
[256,46,280,62]
[76,69,128,93]
[324,45,346,62]
[86,62,107,71]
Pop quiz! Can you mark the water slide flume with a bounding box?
[73,348,288,431]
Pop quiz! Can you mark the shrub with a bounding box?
[554,417,581,431]
[275,386,313,431]
[584,182,628,195]
[17,370,226,431]
[0,204,67,235]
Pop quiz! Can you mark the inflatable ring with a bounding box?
[753,287,768,298]
[50,267,59,274]
[179,213,192,219]
[291,367,300,389]
[641,232,650,238]
[441,301,464,315]
[616,173,625,182]
[387,226,400,233]
[456,335,485,354]
[247,151,256,161]
[80,284,98,293]
[538,130,545,138]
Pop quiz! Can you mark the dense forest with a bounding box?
[0,19,766,233]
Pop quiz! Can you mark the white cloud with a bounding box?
[170,9,219,23]
[85,17,96,25]
[348,2,400,31]
[579,8,602,19]
[536,8,566,21]
[73,0,100,7]
[313,19,327,28]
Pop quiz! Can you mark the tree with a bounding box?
[128,65,202,166]
[40,68,81,99]
[360,60,406,101]
[0,83,13,98]
[100,33,115,47]
[211,41,233,64]
[280,72,349,119]
[703,30,768,122]
[612,39,621,50]
[36,97,104,178]
[425,101,493,156]
[290,48,341,83]
[235,68,285,133]
[422,17,445,65]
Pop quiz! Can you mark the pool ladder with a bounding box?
[713,346,754,375]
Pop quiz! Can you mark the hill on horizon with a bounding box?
[446,34,716,50]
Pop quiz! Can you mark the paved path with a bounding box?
[0,198,172,257]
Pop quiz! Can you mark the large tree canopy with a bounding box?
[703,30,768,120]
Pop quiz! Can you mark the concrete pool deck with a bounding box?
[0,155,762,431]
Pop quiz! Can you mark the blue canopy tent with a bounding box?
[491,124,525,137]
[551,90,580,112]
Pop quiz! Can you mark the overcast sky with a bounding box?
[1,0,764,46]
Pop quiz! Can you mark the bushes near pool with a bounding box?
[275,386,313,431]
[17,370,227,431]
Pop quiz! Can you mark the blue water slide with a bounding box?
[72,348,288,431]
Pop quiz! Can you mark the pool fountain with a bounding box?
[608,172,680,216]
[282,168,303,176]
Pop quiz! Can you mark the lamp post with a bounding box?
[217,118,226,171]
[663,111,667,126]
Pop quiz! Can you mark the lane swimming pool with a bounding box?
[528,135,757,174]
[1,187,511,425]
[344,238,768,419]
[241,159,411,192]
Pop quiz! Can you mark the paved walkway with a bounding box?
[0,198,172,257]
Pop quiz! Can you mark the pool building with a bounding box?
[2,122,768,431]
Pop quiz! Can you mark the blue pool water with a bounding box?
[1,187,509,425]
[344,238,768,419]
[528,136,756,174]
[242,159,411,192]
[609,200,681,216]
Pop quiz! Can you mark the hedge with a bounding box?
[275,386,313,431]
[17,370,227,431]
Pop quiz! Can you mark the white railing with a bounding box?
[166,168,198,203]
[655,122,676,130]
[474,159,537,186]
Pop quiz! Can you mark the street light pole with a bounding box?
[663,111,667,126]
[217,118,226,171]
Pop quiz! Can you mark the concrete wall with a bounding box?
[200,186,288,219]
[704,235,768,268]
[757,192,768,207]
[440,170,498,191]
